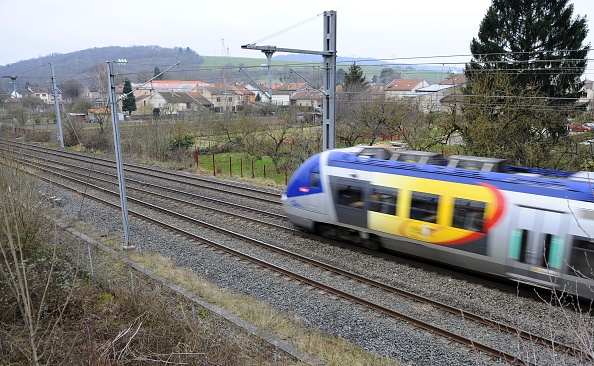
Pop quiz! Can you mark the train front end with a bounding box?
[281,152,328,231]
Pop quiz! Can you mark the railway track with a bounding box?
[1,138,280,204]
[2,139,592,365]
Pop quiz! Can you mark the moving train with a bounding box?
[281,145,594,300]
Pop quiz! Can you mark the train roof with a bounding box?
[326,147,594,202]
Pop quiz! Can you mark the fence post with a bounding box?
[193,150,199,169]
[212,153,216,176]
[240,157,243,177]
[229,156,232,177]
[251,161,255,178]
[285,170,288,185]
[264,165,266,178]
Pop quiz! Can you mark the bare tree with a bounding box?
[0,160,76,365]
[88,64,109,106]
[259,115,294,173]
[61,80,83,100]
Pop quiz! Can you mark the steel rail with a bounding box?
[30,170,530,365]
[4,140,590,364]
[0,139,280,203]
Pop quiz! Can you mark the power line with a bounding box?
[251,13,322,44]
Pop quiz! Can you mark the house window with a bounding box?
[228,97,232,102]
[216,97,221,102]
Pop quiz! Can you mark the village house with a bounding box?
[132,80,210,98]
[229,83,256,106]
[87,107,124,123]
[384,78,430,99]
[134,94,152,113]
[579,79,594,113]
[27,85,62,104]
[258,82,307,106]
[195,83,244,113]
[81,85,106,107]
[439,73,467,87]
[27,86,51,104]
[404,84,460,113]
[150,91,213,115]
[289,89,324,109]
[436,73,467,113]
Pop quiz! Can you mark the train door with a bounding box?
[329,177,369,228]
[506,205,568,289]
[302,170,325,214]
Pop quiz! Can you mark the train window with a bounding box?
[569,237,594,279]
[410,192,439,223]
[542,234,552,268]
[509,229,529,263]
[310,172,320,188]
[452,198,485,232]
[542,234,563,269]
[337,185,364,208]
[369,187,398,215]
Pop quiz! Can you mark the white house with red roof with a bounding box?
[132,80,210,97]
[384,78,430,99]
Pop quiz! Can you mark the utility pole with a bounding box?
[321,10,337,151]
[49,63,64,148]
[105,60,179,250]
[242,10,337,150]
[264,50,273,104]
[107,59,134,250]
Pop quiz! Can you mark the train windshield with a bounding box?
[285,153,323,197]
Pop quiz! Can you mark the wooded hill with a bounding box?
[0,46,206,89]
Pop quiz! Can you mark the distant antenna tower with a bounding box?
[222,38,226,57]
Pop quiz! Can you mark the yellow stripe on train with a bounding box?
[368,172,504,245]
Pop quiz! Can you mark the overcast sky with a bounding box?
[1,0,593,77]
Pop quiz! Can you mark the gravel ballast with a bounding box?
[44,174,593,365]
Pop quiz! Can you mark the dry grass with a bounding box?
[59,218,401,365]
[130,251,401,366]
[2,124,403,364]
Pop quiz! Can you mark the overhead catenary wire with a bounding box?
[250,13,323,45]
[4,50,594,84]
[2,48,593,114]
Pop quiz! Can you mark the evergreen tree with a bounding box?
[122,79,137,115]
[343,63,369,93]
[467,0,589,105]
[153,66,163,80]
[458,0,591,168]
[379,67,398,85]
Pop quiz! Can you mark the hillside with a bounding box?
[0,45,452,91]
[0,46,206,89]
